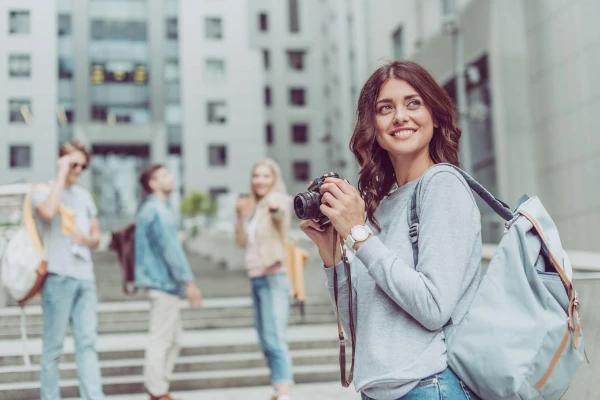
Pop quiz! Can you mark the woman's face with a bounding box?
[374,78,436,161]
[251,164,275,199]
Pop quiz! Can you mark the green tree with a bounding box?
[180,191,218,236]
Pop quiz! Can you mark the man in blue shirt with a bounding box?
[135,164,202,400]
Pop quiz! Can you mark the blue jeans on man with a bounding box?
[40,273,104,400]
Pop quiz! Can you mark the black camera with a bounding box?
[294,172,340,228]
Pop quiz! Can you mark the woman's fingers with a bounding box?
[300,219,324,232]
[324,177,358,196]
[321,191,343,210]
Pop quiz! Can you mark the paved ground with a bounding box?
[100,382,360,400]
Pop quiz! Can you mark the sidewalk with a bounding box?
[100,382,360,400]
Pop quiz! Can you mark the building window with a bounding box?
[293,161,310,181]
[9,99,31,123]
[392,26,403,60]
[91,105,108,121]
[88,62,148,84]
[259,13,268,32]
[9,54,31,78]
[287,50,305,71]
[205,59,225,81]
[9,10,30,34]
[166,18,177,39]
[208,145,227,166]
[292,124,308,143]
[209,187,229,200]
[289,88,305,106]
[165,60,179,82]
[262,49,270,70]
[289,0,299,33]
[205,17,223,40]
[266,124,273,145]
[57,102,74,125]
[207,101,227,124]
[58,58,73,79]
[9,145,31,168]
[58,14,71,36]
[265,86,272,106]
[91,20,147,41]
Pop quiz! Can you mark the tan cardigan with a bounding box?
[235,192,291,271]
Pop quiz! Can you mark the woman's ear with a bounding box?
[433,120,439,129]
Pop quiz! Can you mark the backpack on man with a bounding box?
[1,184,49,306]
[1,183,50,367]
[109,222,137,295]
[408,164,586,400]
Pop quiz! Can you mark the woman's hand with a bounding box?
[235,196,249,219]
[319,178,366,239]
[265,193,281,212]
[300,219,341,267]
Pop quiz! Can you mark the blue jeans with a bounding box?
[361,367,479,400]
[251,272,294,385]
[40,274,104,400]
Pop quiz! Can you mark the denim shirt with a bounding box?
[134,195,194,296]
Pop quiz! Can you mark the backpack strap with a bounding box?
[407,163,515,267]
[407,164,515,331]
[22,184,46,259]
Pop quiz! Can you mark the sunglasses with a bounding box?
[71,162,88,171]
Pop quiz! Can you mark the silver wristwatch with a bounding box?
[344,224,373,249]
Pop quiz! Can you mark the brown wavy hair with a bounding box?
[350,60,461,231]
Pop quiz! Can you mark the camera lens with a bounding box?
[294,191,322,220]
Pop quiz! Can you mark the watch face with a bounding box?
[351,225,369,241]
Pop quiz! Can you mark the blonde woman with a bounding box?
[235,159,294,400]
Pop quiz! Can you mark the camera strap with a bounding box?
[332,230,356,388]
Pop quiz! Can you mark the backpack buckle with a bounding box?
[573,291,580,309]
[504,215,519,233]
[409,223,419,243]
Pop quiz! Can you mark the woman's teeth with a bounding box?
[392,130,415,138]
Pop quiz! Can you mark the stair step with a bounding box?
[0,348,339,384]
[0,313,336,340]
[0,325,340,365]
[0,364,342,400]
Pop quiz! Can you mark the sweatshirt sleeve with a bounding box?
[354,170,481,331]
[323,261,358,342]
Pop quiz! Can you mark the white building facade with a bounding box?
[363,0,600,251]
[0,0,58,185]
[246,0,332,196]
[179,0,265,198]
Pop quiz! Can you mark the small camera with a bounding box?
[294,172,340,228]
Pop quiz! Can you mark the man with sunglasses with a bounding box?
[31,139,104,400]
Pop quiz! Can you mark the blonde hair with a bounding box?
[248,158,287,214]
[59,139,91,164]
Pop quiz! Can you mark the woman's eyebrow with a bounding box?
[375,94,420,105]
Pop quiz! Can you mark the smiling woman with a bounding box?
[234,159,295,400]
[299,61,482,400]
[351,60,461,231]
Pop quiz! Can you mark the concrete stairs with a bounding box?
[0,299,341,400]
[0,298,336,340]
[0,249,342,399]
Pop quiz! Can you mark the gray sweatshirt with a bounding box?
[324,165,482,400]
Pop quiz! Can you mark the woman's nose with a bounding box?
[393,109,409,125]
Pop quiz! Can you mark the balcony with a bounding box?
[91,84,149,105]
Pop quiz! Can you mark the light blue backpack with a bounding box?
[408,164,586,400]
